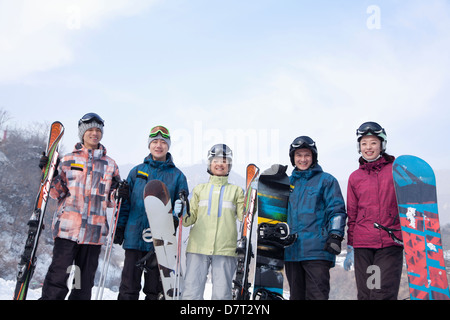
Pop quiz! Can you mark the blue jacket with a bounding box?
[117,153,189,252]
[284,165,346,266]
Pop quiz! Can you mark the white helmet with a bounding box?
[207,144,233,175]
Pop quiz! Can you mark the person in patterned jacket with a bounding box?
[40,113,123,300]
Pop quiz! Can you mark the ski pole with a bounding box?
[174,191,189,299]
[95,191,123,300]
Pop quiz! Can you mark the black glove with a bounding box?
[39,152,59,176]
[115,180,129,201]
[324,234,343,255]
[173,215,179,231]
[113,225,125,245]
[39,153,49,169]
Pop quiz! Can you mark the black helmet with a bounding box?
[289,136,318,167]
[356,121,387,153]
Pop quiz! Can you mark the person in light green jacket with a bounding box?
[181,144,244,300]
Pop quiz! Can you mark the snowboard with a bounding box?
[253,164,291,299]
[143,179,181,299]
[393,155,450,300]
[233,163,259,300]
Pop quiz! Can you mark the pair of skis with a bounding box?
[233,164,259,300]
[13,122,64,300]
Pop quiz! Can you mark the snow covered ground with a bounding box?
[0,277,214,300]
[1,256,349,300]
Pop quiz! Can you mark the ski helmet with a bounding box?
[78,112,104,142]
[207,144,233,175]
[289,136,318,167]
[356,121,387,153]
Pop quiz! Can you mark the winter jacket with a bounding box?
[117,153,188,252]
[346,156,402,248]
[183,175,245,257]
[284,164,346,265]
[50,143,120,245]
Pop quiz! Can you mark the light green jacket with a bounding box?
[183,175,245,256]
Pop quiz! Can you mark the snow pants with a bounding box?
[285,260,333,300]
[182,253,237,300]
[118,249,163,300]
[40,238,101,300]
[354,246,403,300]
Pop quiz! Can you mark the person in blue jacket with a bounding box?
[285,136,346,300]
[114,125,188,300]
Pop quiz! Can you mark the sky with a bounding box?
[0,0,449,185]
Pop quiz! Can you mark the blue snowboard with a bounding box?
[393,155,450,300]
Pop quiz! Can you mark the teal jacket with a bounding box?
[117,153,188,252]
[284,165,346,266]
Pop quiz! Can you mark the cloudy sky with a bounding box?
[0,0,449,185]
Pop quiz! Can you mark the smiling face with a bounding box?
[149,138,169,161]
[294,148,313,171]
[83,127,102,150]
[209,157,230,176]
[359,135,382,161]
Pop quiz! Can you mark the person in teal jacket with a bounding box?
[284,136,346,300]
[114,125,188,300]
[180,144,244,300]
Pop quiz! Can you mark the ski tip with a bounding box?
[50,121,65,131]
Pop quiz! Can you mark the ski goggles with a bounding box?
[149,125,170,139]
[208,144,233,159]
[290,136,316,150]
[78,113,104,126]
[356,122,386,139]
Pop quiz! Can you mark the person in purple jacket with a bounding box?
[345,121,403,300]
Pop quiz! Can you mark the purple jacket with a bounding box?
[346,156,402,248]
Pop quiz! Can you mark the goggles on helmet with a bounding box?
[290,136,316,150]
[208,144,233,159]
[149,125,170,139]
[78,113,104,126]
[356,122,386,140]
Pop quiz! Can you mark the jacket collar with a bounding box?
[74,142,106,159]
[208,175,229,186]
[144,152,175,169]
[359,155,394,173]
[291,164,323,180]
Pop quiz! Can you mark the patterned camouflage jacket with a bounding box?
[49,143,120,245]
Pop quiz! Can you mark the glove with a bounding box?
[344,245,354,271]
[173,215,179,231]
[113,225,125,245]
[39,153,49,169]
[39,152,59,176]
[115,181,129,201]
[173,199,183,216]
[324,233,343,255]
